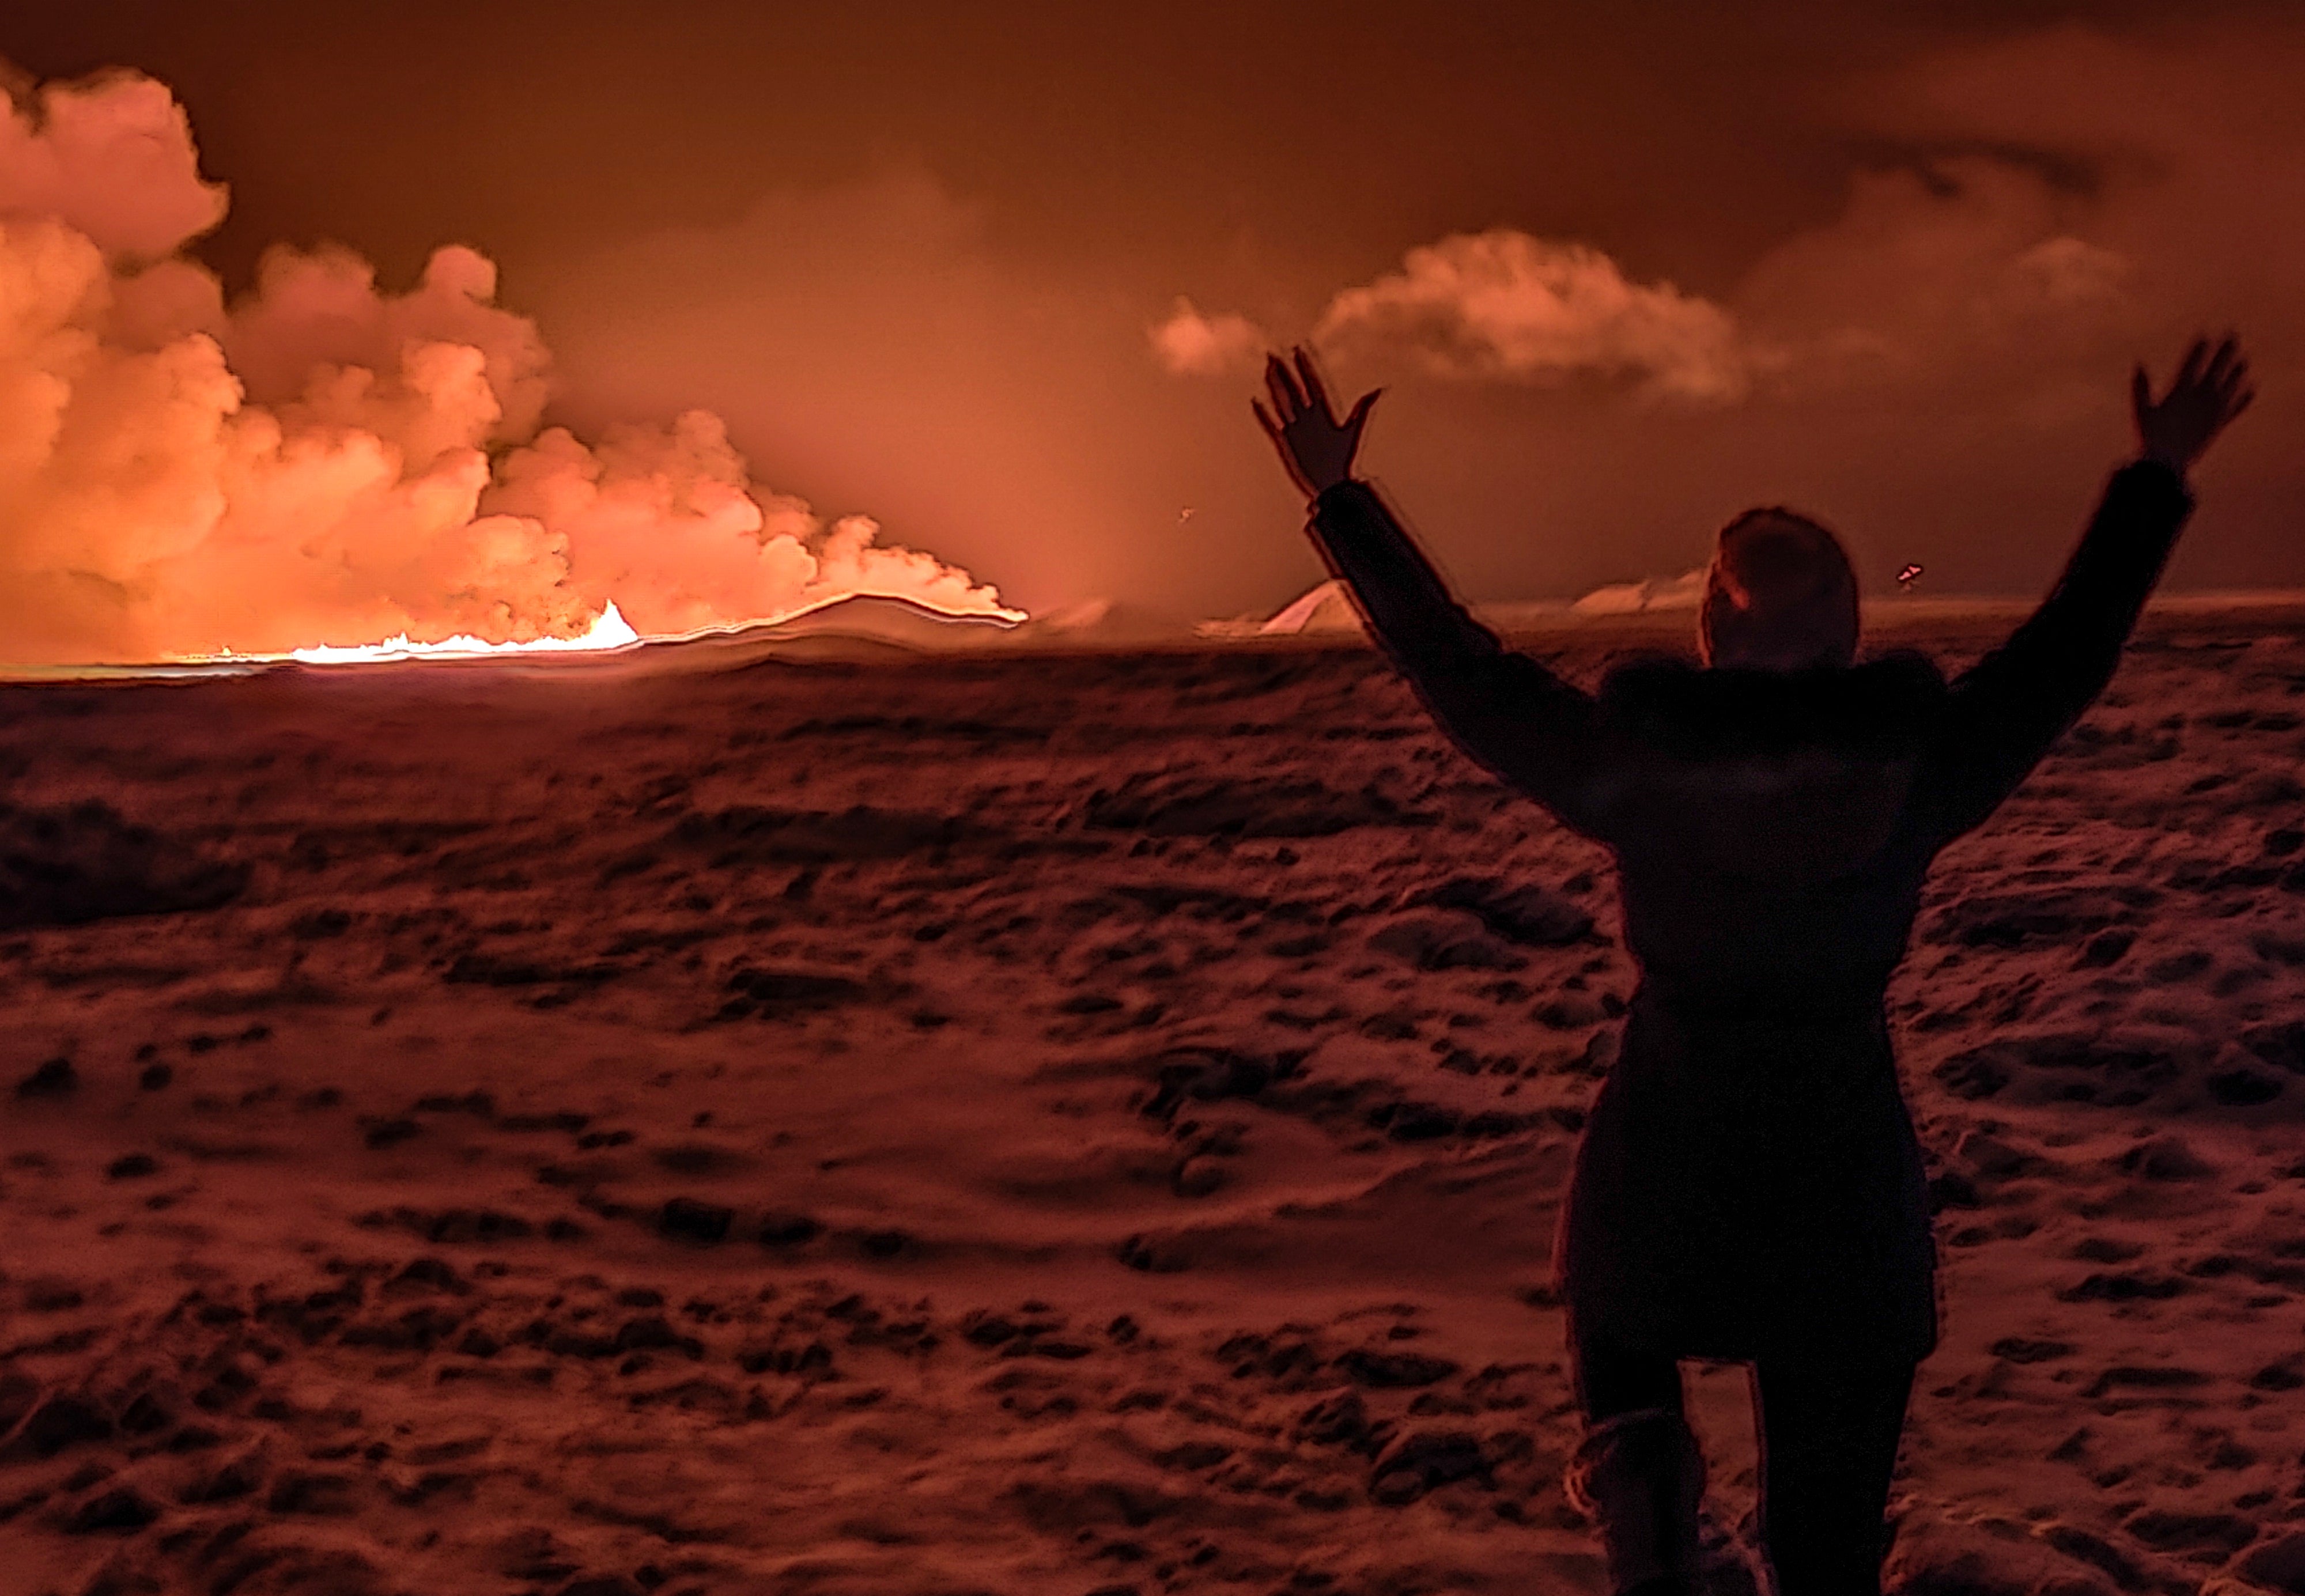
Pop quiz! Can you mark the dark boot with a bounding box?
[1565,1406,1707,1596]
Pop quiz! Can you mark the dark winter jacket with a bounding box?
[1304,462,2194,1362]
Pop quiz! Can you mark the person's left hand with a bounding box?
[1254,346,1380,499]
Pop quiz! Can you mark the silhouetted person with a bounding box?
[1254,338,2254,1596]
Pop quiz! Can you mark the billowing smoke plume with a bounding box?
[0,71,1017,663]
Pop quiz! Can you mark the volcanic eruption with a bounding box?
[0,70,1021,666]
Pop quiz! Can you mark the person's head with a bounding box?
[1697,507,1860,672]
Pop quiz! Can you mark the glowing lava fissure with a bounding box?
[195,589,1032,667]
[0,71,1018,666]
[257,600,641,664]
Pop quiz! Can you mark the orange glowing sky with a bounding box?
[6,1,2303,638]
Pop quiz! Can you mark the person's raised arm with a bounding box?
[1920,336,2255,843]
[1254,347,1606,831]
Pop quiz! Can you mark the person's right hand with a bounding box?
[1254,347,1380,500]
[2133,335,2254,475]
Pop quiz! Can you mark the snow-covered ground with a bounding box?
[5,607,2305,1595]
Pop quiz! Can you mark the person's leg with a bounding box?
[1751,1354,1917,1596]
[1566,1333,1704,1596]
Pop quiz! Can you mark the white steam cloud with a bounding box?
[0,71,1017,664]
[1312,230,1748,402]
[1148,297,1267,377]
[1162,198,2141,415]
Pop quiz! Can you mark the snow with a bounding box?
[3,606,2305,1594]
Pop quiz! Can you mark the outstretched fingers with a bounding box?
[1293,347,1335,421]
[1265,353,1308,422]
[2204,335,2241,389]
[2174,336,2211,392]
[2219,354,2252,403]
[2205,336,2255,430]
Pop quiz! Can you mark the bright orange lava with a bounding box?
[171,592,1031,667]
[176,602,643,666]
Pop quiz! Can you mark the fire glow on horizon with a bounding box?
[172,587,1031,667]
